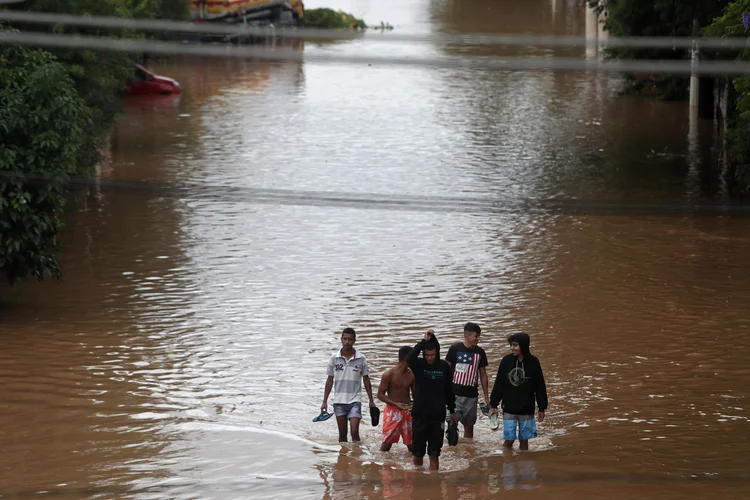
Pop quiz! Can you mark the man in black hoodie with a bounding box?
[488,332,548,451]
[406,329,457,470]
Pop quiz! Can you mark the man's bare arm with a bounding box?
[363,375,376,407]
[479,366,490,405]
[322,376,334,411]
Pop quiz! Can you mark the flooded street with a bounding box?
[2,0,750,498]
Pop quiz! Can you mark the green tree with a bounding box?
[9,1,139,170]
[8,1,190,171]
[0,41,91,285]
[304,8,367,29]
[0,1,189,286]
[590,0,731,99]
[704,1,750,193]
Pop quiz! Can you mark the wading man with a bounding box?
[406,329,457,471]
[377,346,415,452]
[445,322,490,439]
[321,328,376,442]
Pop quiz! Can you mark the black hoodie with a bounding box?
[489,333,548,416]
[406,335,455,421]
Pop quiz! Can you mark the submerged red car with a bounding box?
[125,64,182,96]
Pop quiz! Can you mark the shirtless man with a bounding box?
[377,346,415,452]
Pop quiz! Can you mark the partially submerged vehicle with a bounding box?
[125,64,182,96]
[191,0,304,26]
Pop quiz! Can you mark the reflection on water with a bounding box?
[317,446,540,499]
[500,451,539,491]
[2,0,750,499]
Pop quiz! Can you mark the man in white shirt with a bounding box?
[321,328,376,442]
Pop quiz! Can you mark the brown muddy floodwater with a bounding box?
[2,0,750,498]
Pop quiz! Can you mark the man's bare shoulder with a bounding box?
[390,367,413,381]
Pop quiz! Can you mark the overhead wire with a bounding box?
[4,171,749,216]
[1,10,750,51]
[2,29,750,75]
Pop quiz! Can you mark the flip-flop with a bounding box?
[370,406,380,426]
[487,413,499,430]
[445,421,459,446]
[479,402,489,417]
[313,411,333,422]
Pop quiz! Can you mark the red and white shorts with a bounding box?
[382,404,412,445]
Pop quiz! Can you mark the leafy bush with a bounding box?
[704,1,750,193]
[304,8,367,30]
[0,42,91,284]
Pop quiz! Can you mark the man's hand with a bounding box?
[449,413,458,425]
[369,399,377,408]
[321,402,328,412]
[538,410,545,423]
[424,329,435,341]
[488,408,498,417]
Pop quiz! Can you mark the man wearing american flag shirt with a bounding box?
[445,322,490,439]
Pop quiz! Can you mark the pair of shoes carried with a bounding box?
[487,413,499,430]
[446,421,459,446]
[370,406,380,426]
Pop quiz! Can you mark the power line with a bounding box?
[1,10,750,51]
[2,30,750,75]
[6,171,749,216]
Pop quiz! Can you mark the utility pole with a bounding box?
[689,18,700,109]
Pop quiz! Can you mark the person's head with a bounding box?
[463,322,481,348]
[423,332,440,364]
[424,344,438,365]
[341,328,356,350]
[398,346,412,363]
[507,332,530,358]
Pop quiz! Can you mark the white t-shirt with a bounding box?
[326,349,370,405]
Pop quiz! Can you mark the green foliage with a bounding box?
[122,0,191,20]
[8,1,135,171]
[589,0,731,99]
[734,76,750,117]
[704,1,750,193]
[0,1,187,285]
[305,8,367,29]
[0,42,90,285]
[726,115,750,194]
[703,0,750,38]
[7,1,189,172]
[703,0,750,117]
[304,8,392,30]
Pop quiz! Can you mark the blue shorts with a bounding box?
[333,402,362,419]
[503,413,537,441]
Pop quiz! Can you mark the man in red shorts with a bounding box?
[377,346,415,451]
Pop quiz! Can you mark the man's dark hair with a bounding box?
[342,327,356,340]
[424,340,439,353]
[398,346,412,361]
[464,322,481,335]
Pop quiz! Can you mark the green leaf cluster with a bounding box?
[304,8,369,30]
[0,1,189,285]
[704,1,750,193]
[589,0,731,99]
[0,41,90,284]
